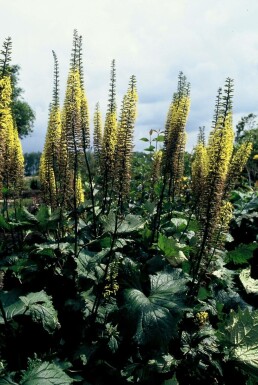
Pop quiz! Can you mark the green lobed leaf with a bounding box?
[0,289,25,323]
[148,354,177,373]
[218,308,258,378]
[0,215,10,230]
[19,291,60,333]
[76,249,108,282]
[36,204,50,224]
[153,135,165,142]
[120,257,142,290]
[162,375,178,385]
[240,268,258,294]
[102,213,145,234]
[170,218,187,231]
[20,361,73,385]
[158,234,179,257]
[15,207,39,225]
[144,145,155,152]
[123,270,188,346]
[0,375,19,384]
[225,243,257,265]
[158,234,188,266]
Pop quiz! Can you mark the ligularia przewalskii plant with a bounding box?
[0,32,257,385]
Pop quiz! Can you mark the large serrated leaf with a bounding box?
[20,361,73,385]
[170,218,187,231]
[225,243,257,265]
[218,308,258,378]
[148,354,177,373]
[0,289,25,323]
[35,204,51,228]
[76,249,108,282]
[123,270,188,346]
[0,376,18,385]
[0,291,59,333]
[16,207,39,225]
[240,268,258,294]
[158,234,188,266]
[102,213,145,234]
[19,291,59,333]
[0,215,10,230]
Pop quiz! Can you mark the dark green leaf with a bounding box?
[0,215,10,230]
[225,243,257,265]
[198,287,210,300]
[158,234,179,257]
[218,308,258,378]
[76,250,108,282]
[123,270,188,346]
[102,213,145,234]
[144,145,155,152]
[20,361,73,385]
[148,354,177,373]
[16,207,39,224]
[158,234,188,265]
[153,135,165,142]
[20,291,60,333]
[0,290,25,323]
[0,375,18,384]
[140,137,149,142]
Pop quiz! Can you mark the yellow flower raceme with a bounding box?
[0,76,24,194]
[93,102,103,165]
[12,125,24,193]
[76,173,84,205]
[219,200,233,229]
[0,76,12,109]
[102,111,117,166]
[207,113,234,180]
[224,141,253,195]
[115,76,138,198]
[191,142,208,213]
[40,105,62,207]
[80,90,90,150]
[62,68,83,157]
[103,259,120,299]
[163,73,190,198]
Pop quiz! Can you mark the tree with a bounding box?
[24,152,41,176]
[10,64,35,138]
[235,113,258,185]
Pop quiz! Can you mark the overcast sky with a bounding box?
[1,0,258,153]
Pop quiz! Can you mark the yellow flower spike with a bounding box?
[191,142,208,215]
[0,75,24,196]
[191,79,236,280]
[93,102,103,167]
[224,141,253,195]
[75,173,84,205]
[12,125,24,193]
[103,258,121,299]
[40,106,62,207]
[115,75,138,199]
[163,73,190,199]
[80,89,90,151]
